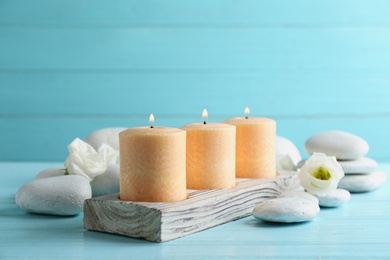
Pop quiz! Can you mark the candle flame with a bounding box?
[149,113,155,123]
[202,108,208,119]
[244,107,250,115]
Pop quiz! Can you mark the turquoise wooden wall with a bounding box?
[1,0,390,162]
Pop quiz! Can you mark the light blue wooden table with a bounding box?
[1,162,389,259]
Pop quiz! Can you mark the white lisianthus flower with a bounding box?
[276,136,301,171]
[298,152,344,197]
[276,154,297,171]
[64,138,107,182]
[98,143,119,164]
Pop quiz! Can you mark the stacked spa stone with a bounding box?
[254,131,388,224]
[302,131,387,193]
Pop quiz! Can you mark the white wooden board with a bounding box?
[84,173,301,242]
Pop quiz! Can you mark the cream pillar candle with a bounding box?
[181,109,236,190]
[224,107,276,178]
[119,114,187,202]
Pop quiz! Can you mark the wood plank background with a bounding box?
[1,0,390,161]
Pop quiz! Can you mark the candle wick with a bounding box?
[150,126,154,128]
[203,121,206,125]
[245,116,248,119]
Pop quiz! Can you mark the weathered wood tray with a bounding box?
[84,173,300,242]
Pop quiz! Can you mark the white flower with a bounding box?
[64,138,107,182]
[276,154,297,171]
[276,136,301,166]
[298,152,344,197]
[98,143,119,164]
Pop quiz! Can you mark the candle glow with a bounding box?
[202,109,208,124]
[149,114,155,123]
[244,107,250,116]
[202,109,208,119]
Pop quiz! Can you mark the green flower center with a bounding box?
[313,166,331,180]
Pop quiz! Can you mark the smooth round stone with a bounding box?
[297,157,377,175]
[317,189,351,207]
[305,131,369,160]
[91,164,120,197]
[276,136,302,171]
[85,127,126,151]
[277,190,319,204]
[16,175,92,216]
[252,197,320,223]
[35,167,66,179]
[338,171,387,193]
[337,157,378,174]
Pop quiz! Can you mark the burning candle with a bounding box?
[119,114,187,202]
[225,107,276,178]
[182,109,236,189]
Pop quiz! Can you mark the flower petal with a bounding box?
[98,143,120,164]
[64,138,107,182]
[298,152,344,197]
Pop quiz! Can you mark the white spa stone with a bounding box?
[337,171,387,193]
[90,164,120,197]
[252,197,320,223]
[297,157,377,175]
[16,175,92,216]
[85,127,126,151]
[276,136,302,171]
[317,189,351,207]
[277,190,319,204]
[337,157,378,174]
[304,131,369,160]
[35,167,66,179]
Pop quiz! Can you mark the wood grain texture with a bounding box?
[1,1,390,161]
[1,0,390,27]
[2,72,390,116]
[84,175,301,242]
[2,28,390,70]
